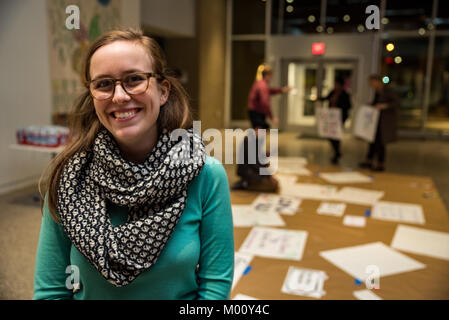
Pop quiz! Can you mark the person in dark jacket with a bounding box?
[359,74,400,172]
[320,77,352,164]
[232,127,279,192]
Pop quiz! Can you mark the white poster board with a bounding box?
[316,107,343,140]
[353,105,380,143]
[239,227,308,261]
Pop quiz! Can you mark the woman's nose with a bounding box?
[111,83,131,104]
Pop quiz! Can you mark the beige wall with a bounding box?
[197,0,227,130]
[121,0,141,29]
[0,0,53,194]
[141,0,195,37]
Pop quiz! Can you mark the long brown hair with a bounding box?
[39,28,193,222]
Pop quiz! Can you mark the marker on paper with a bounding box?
[243,266,252,275]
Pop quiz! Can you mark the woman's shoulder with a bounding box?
[252,79,266,89]
[198,156,227,180]
[188,156,228,190]
[187,156,229,204]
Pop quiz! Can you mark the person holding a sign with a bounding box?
[320,77,352,165]
[359,74,400,172]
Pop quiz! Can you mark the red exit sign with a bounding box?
[312,42,325,55]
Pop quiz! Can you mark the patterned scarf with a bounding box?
[57,128,206,287]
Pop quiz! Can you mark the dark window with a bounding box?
[384,0,433,31]
[233,0,266,35]
[326,0,381,34]
[380,37,429,129]
[271,0,321,34]
[231,41,265,120]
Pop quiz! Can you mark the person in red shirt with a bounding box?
[248,65,290,129]
[232,65,289,192]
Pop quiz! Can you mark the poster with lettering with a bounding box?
[250,194,302,216]
[316,107,343,140]
[47,0,121,122]
[353,105,380,143]
[281,266,328,298]
[238,227,308,261]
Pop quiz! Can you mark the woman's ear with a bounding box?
[160,79,170,106]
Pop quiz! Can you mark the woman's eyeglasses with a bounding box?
[88,72,161,100]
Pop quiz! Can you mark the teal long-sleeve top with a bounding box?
[33,156,235,300]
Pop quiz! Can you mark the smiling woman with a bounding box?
[33,29,234,299]
[89,40,169,163]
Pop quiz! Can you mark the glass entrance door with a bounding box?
[283,59,357,129]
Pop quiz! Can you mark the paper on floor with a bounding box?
[251,193,302,215]
[281,183,338,201]
[320,172,372,184]
[270,157,311,176]
[277,166,312,176]
[239,226,308,261]
[391,225,449,261]
[319,242,426,282]
[232,252,254,289]
[317,202,346,217]
[275,174,297,188]
[353,289,383,300]
[372,201,425,225]
[232,205,258,227]
[275,174,299,195]
[232,205,285,227]
[277,156,308,166]
[281,266,328,299]
[332,187,384,206]
[343,215,367,228]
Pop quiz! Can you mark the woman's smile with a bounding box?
[110,107,143,122]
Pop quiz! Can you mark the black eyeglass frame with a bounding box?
[87,72,163,100]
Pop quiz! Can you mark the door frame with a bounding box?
[279,57,361,133]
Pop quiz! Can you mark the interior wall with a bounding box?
[141,0,195,37]
[0,0,53,194]
[121,0,141,29]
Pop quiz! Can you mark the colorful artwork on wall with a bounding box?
[47,0,121,124]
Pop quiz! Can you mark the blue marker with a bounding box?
[355,278,363,285]
[243,266,252,275]
[365,209,371,217]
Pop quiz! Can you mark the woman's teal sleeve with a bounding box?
[196,158,235,300]
[33,199,74,300]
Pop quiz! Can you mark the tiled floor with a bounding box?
[1,133,448,299]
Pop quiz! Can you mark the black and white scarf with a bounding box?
[57,128,206,287]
